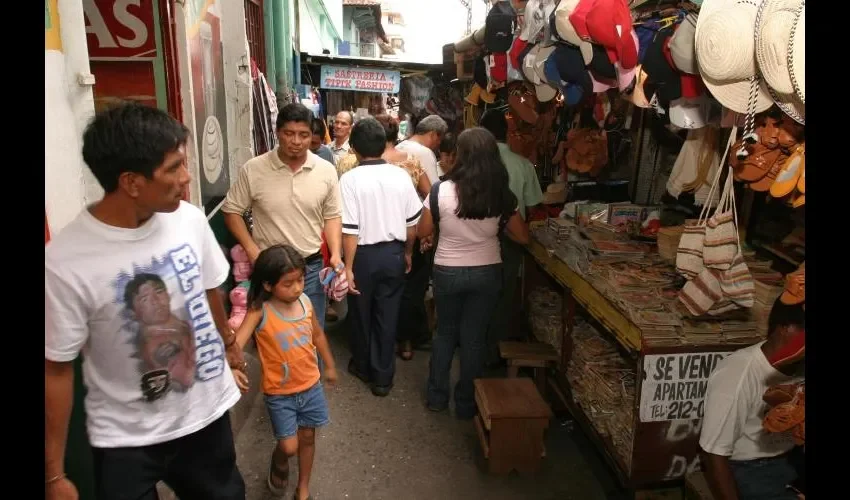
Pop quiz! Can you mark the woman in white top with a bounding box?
[417,127,529,419]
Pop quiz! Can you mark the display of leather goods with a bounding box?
[763,383,798,407]
[566,319,636,471]
[508,88,539,123]
[748,152,786,192]
[763,383,804,446]
[770,142,805,198]
[565,128,608,175]
[730,140,784,183]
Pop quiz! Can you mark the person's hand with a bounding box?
[420,235,434,252]
[46,477,78,500]
[404,253,412,274]
[225,341,246,371]
[232,368,250,394]
[324,366,339,387]
[329,254,344,273]
[346,269,360,295]
[246,245,260,265]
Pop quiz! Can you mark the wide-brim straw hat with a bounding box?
[789,3,805,103]
[696,0,773,114]
[755,0,805,124]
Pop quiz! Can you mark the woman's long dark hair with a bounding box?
[447,127,517,220]
[247,244,306,309]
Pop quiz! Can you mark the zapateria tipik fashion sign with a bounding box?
[320,65,401,94]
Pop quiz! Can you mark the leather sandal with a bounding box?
[770,143,804,198]
[267,456,289,497]
[750,154,786,192]
[731,140,783,183]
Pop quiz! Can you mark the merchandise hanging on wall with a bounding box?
[251,59,277,156]
[187,0,230,214]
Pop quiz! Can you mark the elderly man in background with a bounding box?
[331,111,354,165]
[397,114,448,185]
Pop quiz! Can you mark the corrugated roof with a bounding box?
[343,0,381,6]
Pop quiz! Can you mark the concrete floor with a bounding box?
[161,319,626,500]
[236,319,630,500]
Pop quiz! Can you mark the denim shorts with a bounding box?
[264,382,330,440]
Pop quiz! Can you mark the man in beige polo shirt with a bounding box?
[222,103,343,329]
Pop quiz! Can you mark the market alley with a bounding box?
[226,321,620,500]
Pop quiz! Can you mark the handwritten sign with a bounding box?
[639,352,729,422]
[320,65,401,94]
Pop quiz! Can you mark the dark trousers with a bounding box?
[397,239,433,347]
[92,412,245,500]
[729,452,798,500]
[485,237,523,363]
[348,241,406,387]
[427,264,502,418]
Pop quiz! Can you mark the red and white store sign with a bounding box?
[84,0,157,60]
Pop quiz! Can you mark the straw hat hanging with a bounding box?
[695,0,773,114]
[789,3,805,102]
[755,0,805,124]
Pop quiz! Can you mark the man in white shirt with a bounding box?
[700,298,805,500]
[397,114,448,184]
[45,103,246,500]
[340,118,423,397]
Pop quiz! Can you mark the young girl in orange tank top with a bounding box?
[234,244,338,500]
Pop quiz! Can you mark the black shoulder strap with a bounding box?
[429,180,442,231]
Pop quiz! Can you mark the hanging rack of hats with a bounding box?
[672,0,805,321]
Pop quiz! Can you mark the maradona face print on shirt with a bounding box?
[113,244,225,402]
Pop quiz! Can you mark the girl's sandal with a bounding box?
[267,457,290,497]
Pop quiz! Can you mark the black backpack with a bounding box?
[485,1,517,53]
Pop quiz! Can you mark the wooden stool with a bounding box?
[473,378,553,475]
[499,341,559,395]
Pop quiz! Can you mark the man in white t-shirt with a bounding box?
[340,118,423,398]
[700,298,805,500]
[45,103,247,500]
[397,114,448,184]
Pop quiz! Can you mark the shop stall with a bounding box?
[450,0,805,496]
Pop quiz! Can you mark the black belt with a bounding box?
[305,251,323,263]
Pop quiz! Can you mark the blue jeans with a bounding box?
[729,454,798,500]
[304,256,327,331]
[427,264,502,418]
[264,382,330,440]
[304,256,327,373]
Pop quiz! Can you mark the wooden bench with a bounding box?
[499,340,560,395]
[473,378,553,475]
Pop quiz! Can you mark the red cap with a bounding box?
[583,0,638,69]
